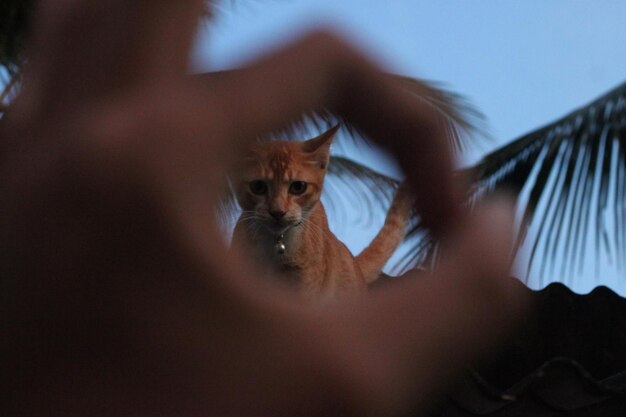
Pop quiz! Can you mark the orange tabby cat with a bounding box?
[230,125,412,297]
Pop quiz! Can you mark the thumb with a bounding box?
[345,197,528,415]
[437,196,525,331]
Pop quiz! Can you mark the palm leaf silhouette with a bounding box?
[0,0,30,77]
[0,0,29,112]
[195,70,488,153]
[468,81,626,283]
[401,81,626,284]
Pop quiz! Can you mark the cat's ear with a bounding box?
[302,124,339,169]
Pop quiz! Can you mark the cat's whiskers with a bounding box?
[239,211,267,226]
[238,211,267,243]
[238,210,260,219]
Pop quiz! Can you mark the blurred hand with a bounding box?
[0,1,526,416]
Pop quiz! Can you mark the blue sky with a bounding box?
[193,0,626,293]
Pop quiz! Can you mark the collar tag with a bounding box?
[274,234,286,255]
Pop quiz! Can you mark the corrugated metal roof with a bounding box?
[426,282,626,416]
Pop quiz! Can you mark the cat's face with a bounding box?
[234,126,337,235]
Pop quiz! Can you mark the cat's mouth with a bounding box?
[264,219,302,235]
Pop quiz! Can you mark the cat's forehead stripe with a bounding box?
[249,143,321,182]
[269,149,291,179]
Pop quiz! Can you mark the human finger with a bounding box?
[19,0,204,118]
[336,198,527,414]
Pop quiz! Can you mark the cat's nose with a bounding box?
[269,210,286,220]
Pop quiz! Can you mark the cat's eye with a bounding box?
[289,181,307,195]
[249,180,268,195]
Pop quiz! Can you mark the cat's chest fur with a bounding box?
[232,204,366,296]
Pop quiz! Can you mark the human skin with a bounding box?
[0,1,526,416]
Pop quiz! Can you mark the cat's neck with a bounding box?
[280,203,327,257]
[246,203,329,264]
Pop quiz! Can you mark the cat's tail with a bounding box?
[356,182,413,284]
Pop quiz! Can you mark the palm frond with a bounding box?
[404,80,626,283]
[277,74,489,155]
[0,69,20,115]
[195,70,488,155]
[388,75,490,154]
[324,155,400,226]
[0,0,31,77]
[474,80,626,282]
